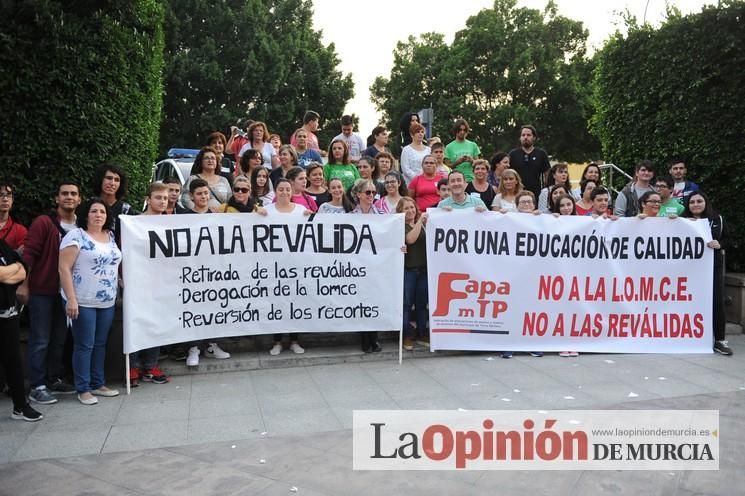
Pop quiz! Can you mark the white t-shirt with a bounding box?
[263,203,306,216]
[333,133,366,162]
[238,142,277,169]
[60,228,122,308]
[400,145,431,185]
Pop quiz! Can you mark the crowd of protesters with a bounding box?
[0,112,731,423]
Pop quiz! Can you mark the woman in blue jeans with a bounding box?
[59,198,122,405]
[397,197,429,350]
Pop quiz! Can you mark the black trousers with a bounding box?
[0,315,27,410]
[713,265,726,342]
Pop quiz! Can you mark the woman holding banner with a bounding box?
[502,191,543,359]
[491,169,523,212]
[318,178,353,213]
[683,192,732,355]
[350,179,383,352]
[268,178,308,356]
[552,193,580,357]
[398,197,429,351]
[58,198,122,405]
[218,176,260,213]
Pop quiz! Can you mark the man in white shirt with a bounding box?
[333,115,366,163]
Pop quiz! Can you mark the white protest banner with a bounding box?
[426,210,713,353]
[120,213,404,354]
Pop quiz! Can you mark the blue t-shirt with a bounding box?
[298,149,323,168]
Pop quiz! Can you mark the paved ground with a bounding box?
[1,332,744,495]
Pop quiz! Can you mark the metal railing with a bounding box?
[599,163,633,197]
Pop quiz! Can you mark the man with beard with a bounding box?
[18,181,81,404]
[508,124,551,198]
[668,159,699,205]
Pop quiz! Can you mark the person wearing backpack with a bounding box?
[18,181,82,405]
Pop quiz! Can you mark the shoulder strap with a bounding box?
[47,213,67,238]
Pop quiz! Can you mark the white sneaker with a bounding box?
[186,346,200,366]
[205,343,230,359]
[269,343,282,356]
[289,343,305,355]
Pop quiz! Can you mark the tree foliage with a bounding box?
[160,0,354,153]
[370,0,599,160]
[0,0,165,222]
[591,2,745,269]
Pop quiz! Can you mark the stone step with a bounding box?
[156,340,464,377]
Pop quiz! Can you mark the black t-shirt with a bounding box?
[509,147,550,197]
[0,239,24,312]
[308,190,331,207]
[404,224,427,270]
[465,182,496,207]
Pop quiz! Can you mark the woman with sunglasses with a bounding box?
[218,176,261,213]
[350,179,383,352]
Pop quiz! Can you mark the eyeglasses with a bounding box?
[233,187,250,194]
[655,184,669,189]
[362,190,376,196]
[518,200,534,205]
[0,193,13,199]
[645,200,662,204]
[384,180,398,185]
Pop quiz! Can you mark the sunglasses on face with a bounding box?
[362,190,376,196]
[233,187,250,193]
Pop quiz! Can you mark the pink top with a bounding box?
[409,173,445,211]
[273,193,318,212]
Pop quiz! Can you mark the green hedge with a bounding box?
[592,3,745,270]
[0,1,165,222]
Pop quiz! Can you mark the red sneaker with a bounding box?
[142,367,169,384]
[128,367,140,387]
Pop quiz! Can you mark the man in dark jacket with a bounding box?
[18,181,81,404]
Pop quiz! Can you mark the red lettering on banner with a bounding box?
[423,424,453,461]
[523,312,548,336]
[552,313,565,336]
[432,273,469,316]
[538,275,563,300]
[568,278,579,301]
[434,272,511,317]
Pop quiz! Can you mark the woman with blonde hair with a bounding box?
[491,169,524,212]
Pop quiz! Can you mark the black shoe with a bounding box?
[48,378,76,394]
[12,404,43,422]
[371,342,382,353]
[169,346,188,361]
[714,341,733,355]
